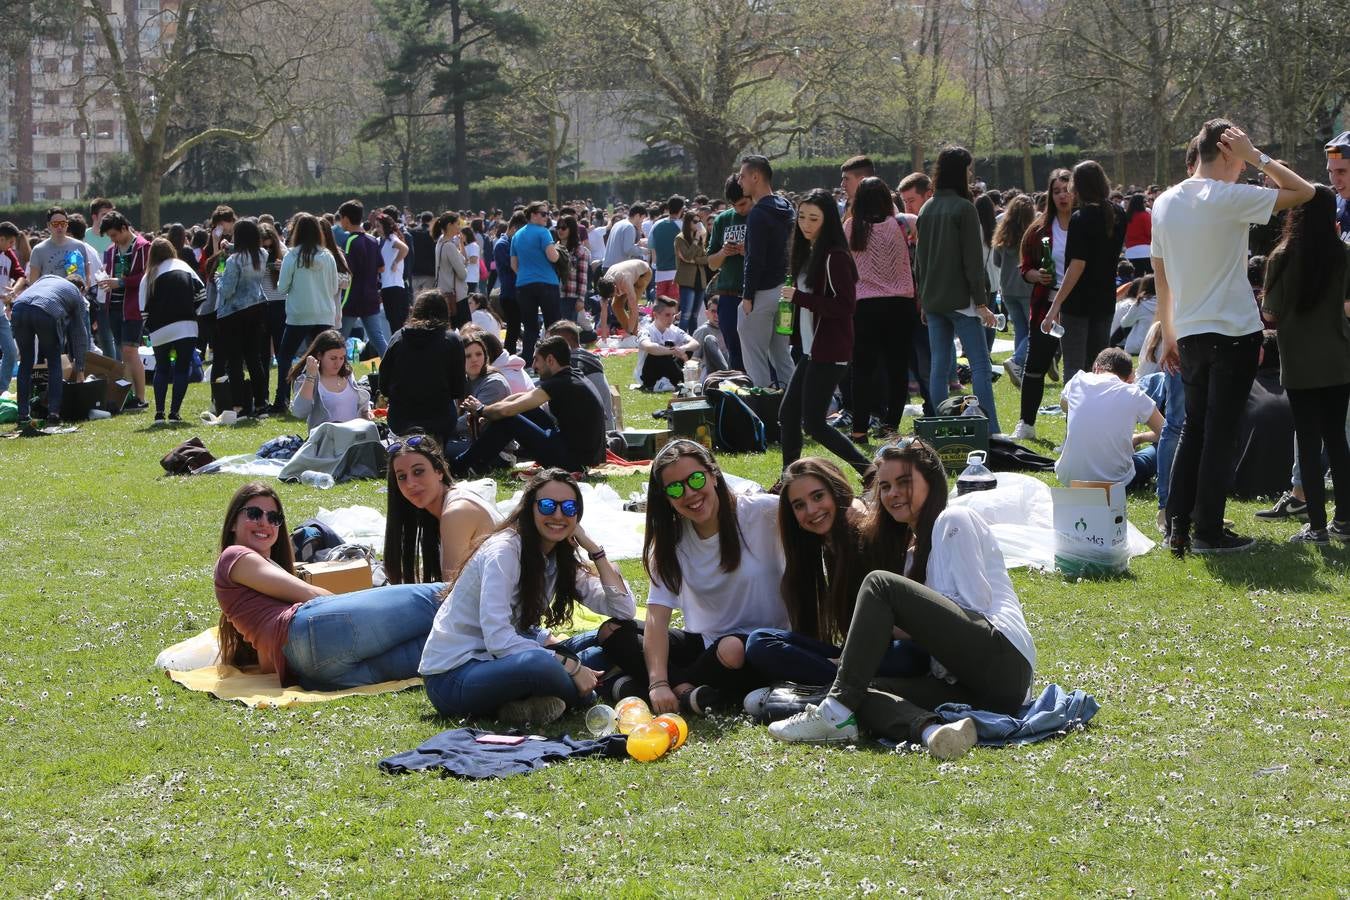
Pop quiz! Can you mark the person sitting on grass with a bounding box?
[547,319,616,431]
[419,468,635,726]
[1055,347,1164,490]
[743,458,928,708]
[378,289,466,447]
[452,335,605,476]
[460,323,531,395]
[691,295,729,377]
[769,439,1036,761]
[287,329,373,430]
[214,481,442,690]
[635,296,698,391]
[385,434,500,585]
[597,439,790,715]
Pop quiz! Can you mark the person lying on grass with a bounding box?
[214,481,441,690]
[418,468,634,727]
[769,439,1038,761]
[742,457,928,705]
[597,439,790,716]
[384,434,498,585]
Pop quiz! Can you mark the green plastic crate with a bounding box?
[913,415,990,471]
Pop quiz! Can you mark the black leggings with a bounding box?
[151,337,195,416]
[599,619,768,701]
[780,358,870,474]
[215,304,270,411]
[849,297,917,431]
[1286,382,1350,529]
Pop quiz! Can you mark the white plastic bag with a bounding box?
[155,628,220,671]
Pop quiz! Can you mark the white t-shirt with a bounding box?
[1055,370,1158,487]
[635,320,691,376]
[1150,177,1276,338]
[647,491,790,644]
[587,225,608,261]
[464,240,480,285]
[1050,218,1068,282]
[923,506,1036,679]
[379,238,404,289]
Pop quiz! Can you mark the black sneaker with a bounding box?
[167,412,183,422]
[124,398,149,412]
[680,685,721,716]
[1166,517,1190,558]
[1287,524,1329,544]
[1255,492,1308,520]
[44,414,63,426]
[1328,521,1350,542]
[1193,529,1257,554]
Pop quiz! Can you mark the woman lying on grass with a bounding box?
[598,440,790,716]
[742,458,928,705]
[384,434,498,584]
[419,468,635,727]
[214,481,441,690]
[769,439,1037,761]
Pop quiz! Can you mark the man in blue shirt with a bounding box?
[493,211,525,353]
[12,274,89,428]
[647,195,683,300]
[510,202,562,362]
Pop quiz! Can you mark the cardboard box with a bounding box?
[668,398,715,448]
[1051,480,1129,577]
[620,428,672,461]
[609,384,623,430]
[295,558,373,595]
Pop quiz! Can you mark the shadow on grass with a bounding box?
[1199,541,1346,590]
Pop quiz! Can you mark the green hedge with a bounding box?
[5,145,1320,228]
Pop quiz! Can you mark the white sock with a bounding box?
[817,697,854,726]
[921,724,941,745]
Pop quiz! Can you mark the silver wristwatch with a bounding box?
[1257,152,1272,171]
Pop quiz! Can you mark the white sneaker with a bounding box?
[1156,507,1167,534]
[652,376,676,393]
[1011,421,1036,441]
[768,704,859,743]
[743,686,772,717]
[925,717,977,760]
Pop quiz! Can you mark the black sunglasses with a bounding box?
[536,498,578,517]
[388,435,427,454]
[242,505,284,526]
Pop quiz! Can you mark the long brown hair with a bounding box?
[1023,168,1072,261]
[643,440,742,594]
[318,218,350,275]
[144,237,177,304]
[778,458,862,644]
[1071,160,1116,238]
[444,468,591,630]
[991,194,1035,251]
[286,328,350,383]
[217,481,294,666]
[1267,184,1343,312]
[860,439,948,585]
[384,434,455,584]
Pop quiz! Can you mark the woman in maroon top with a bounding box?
[778,189,871,475]
[214,482,441,690]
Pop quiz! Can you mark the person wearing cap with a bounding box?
[1326,131,1350,241]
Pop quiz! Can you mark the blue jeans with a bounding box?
[1157,370,1185,508]
[1002,292,1031,367]
[678,285,701,333]
[423,647,582,718]
[454,414,578,474]
[341,312,390,358]
[90,302,118,359]
[152,338,195,417]
[1130,444,1158,489]
[927,310,1002,433]
[745,628,930,686]
[280,582,441,690]
[0,309,17,395]
[716,293,744,371]
[11,304,64,421]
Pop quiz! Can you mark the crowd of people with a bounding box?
[4,115,1349,755]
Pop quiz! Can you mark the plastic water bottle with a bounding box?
[961,397,983,418]
[299,470,335,489]
[955,451,997,496]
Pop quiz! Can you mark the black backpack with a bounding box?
[705,387,767,453]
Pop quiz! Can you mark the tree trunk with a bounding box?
[1019,125,1033,192]
[14,40,34,203]
[140,154,163,233]
[910,141,925,176]
[546,114,558,207]
[692,138,735,196]
[453,102,469,208]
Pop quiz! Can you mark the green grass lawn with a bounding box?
[1,351,1345,896]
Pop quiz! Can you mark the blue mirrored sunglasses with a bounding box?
[536,498,578,517]
[388,435,427,454]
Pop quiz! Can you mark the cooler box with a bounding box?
[295,558,373,594]
[668,398,715,448]
[619,428,672,461]
[913,415,990,470]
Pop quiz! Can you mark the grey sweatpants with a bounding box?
[737,288,795,387]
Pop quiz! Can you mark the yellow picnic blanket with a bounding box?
[165,664,421,709]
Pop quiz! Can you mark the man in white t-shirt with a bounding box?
[1056,348,1164,489]
[1151,119,1313,554]
[636,297,698,390]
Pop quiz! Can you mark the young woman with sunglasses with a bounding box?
[385,434,499,585]
[597,440,790,715]
[742,458,928,695]
[214,481,441,690]
[419,469,634,726]
[768,439,1036,761]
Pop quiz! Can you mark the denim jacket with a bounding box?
[215,250,269,318]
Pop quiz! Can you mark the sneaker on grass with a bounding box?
[1329,520,1350,542]
[924,718,977,760]
[768,703,858,743]
[1255,492,1308,520]
[1287,524,1329,544]
[1192,529,1257,554]
[495,695,565,727]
